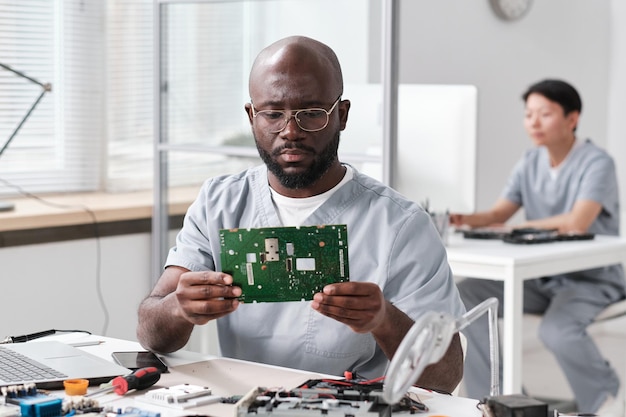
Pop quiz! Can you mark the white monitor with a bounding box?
[340,84,477,213]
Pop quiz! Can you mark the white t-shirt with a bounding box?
[270,165,354,226]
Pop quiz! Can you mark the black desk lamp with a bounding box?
[0,62,52,212]
[383,297,500,404]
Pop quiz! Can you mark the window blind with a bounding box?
[0,0,254,196]
[1,0,372,198]
[0,0,103,195]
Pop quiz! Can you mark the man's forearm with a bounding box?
[371,301,415,360]
[137,293,194,354]
[372,304,463,393]
[415,333,464,393]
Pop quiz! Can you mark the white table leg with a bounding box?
[502,270,523,394]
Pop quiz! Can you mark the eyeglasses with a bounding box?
[250,96,341,133]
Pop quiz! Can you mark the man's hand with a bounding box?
[311,281,463,393]
[311,281,412,362]
[311,282,386,333]
[175,270,242,325]
[137,266,241,353]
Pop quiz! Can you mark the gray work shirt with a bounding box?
[502,139,625,291]
[166,164,465,379]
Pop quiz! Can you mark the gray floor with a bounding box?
[459,314,626,413]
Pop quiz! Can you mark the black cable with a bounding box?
[2,329,91,344]
[0,178,109,335]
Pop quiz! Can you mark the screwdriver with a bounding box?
[85,367,161,397]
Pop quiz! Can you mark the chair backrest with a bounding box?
[525,298,626,323]
[594,299,626,322]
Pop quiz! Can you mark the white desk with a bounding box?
[40,333,482,417]
[446,233,626,394]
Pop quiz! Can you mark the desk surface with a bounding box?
[446,232,626,280]
[35,333,482,417]
[445,232,626,394]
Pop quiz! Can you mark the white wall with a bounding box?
[368,1,618,213]
[0,232,220,355]
[0,235,152,342]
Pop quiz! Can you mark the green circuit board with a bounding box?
[219,225,349,303]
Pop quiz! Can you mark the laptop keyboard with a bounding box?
[0,346,67,383]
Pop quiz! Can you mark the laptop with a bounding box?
[0,340,130,389]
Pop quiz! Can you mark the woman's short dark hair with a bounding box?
[522,79,582,115]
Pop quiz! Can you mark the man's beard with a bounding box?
[256,132,340,189]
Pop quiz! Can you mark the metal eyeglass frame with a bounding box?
[250,96,342,133]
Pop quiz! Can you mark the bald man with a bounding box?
[137,36,465,393]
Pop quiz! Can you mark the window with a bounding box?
[0,0,377,198]
[0,0,103,196]
[0,0,262,196]
[0,0,159,196]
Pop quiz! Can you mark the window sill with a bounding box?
[0,187,199,247]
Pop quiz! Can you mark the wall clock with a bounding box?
[489,0,532,21]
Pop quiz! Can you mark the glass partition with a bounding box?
[153,0,477,278]
[153,0,382,276]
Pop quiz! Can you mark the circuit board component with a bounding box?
[220,225,349,303]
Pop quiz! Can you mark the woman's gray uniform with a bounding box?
[459,139,625,412]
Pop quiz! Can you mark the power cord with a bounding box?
[1,328,91,344]
[0,178,109,336]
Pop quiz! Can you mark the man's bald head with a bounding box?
[249,36,343,97]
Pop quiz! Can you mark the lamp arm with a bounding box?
[383,297,501,405]
[0,61,52,159]
[0,88,48,157]
[456,297,500,397]
[0,61,52,212]
[0,62,50,90]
